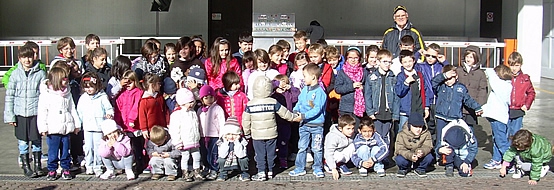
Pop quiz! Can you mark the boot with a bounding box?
[182,170,193,182]
[20,154,35,177]
[33,152,45,176]
[193,168,205,180]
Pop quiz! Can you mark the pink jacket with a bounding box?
[216,89,248,128]
[115,87,143,133]
[197,103,225,138]
[98,135,132,160]
[205,57,242,90]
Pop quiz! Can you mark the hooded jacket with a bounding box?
[77,91,114,132]
[146,136,181,159]
[481,68,512,124]
[115,87,143,133]
[37,80,81,135]
[242,76,295,140]
[382,22,425,58]
[438,119,478,164]
[394,122,433,159]
[205,57,242,90]
[503,134,552,181]
[168,108,201,150]
[138,91,170,132]
[4,62,46,123]
[456,63,488,115]
[351,132,389,168]
[98,134,132,161]
[432,74,482,121]
[323,124,353,169]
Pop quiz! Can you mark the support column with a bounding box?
[517,0,543,82]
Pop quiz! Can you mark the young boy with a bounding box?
[243,76,297,181]
[437,119,478,177]
[232,32,253,69]
[82,34,101,64]
[216,117,250,181]
[308,44,334,93]
[391,35,421,76]
[323,114,356,180]
[326,46,342,77]
[364,49,400,146]
[288,30,309,66]
[2,41,47,89]
[351,117,389,177]
[394,113,434,178]
[4,46,47,177]
[288,63,327,178]
[146,126,180,181]
[507,52,536,138]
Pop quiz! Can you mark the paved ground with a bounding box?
[1,78,554,189]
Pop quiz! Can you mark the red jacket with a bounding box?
[510,72,536,110]
[319,62,334,93]
[205,57,242,90]
[138,92,170,132]
[216,89,248,128]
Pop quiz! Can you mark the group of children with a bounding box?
[3,30,550,185]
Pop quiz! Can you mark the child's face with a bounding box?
[107,131,119,139]
[92,54,107,69]
[61,77,69,88]
[309,52,323,64]
[60,44,75,58]
[465,54,475,66]
[238,42,253,52]
[378,56,393,72]
[180,46,191,59]
[294,39,307,51]
[257,59,269,71]
[445,72,458,86]
[165,48,176,62]
[410,125,423,136]
[346,51,360,66]
[296,59,308,69]
[219,44,229,60]
[86,39,100,51]
[366,51,378,67]
[425,49,438,65]
[340,124,355,138]
[271,51,283,64]
[328,58,339,68]
[510,63,522,74]
[84,85,98,95]
[225,133,240,142]
[126,80,136,90]
[282,48,290,61]
[194,41,203,56]
[18,56,33,70]
[400,44,414,52]
[229,83,240,91]
[244,60,254,70]
[302,69,317,86]
[359,125,374,140]
[202,95,215,106]
[401,56,415,71]
[148,52,159,64]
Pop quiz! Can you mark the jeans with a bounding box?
[180,148,201,170]
[84,131,103,173]
[18,139,42,154]
[149,157,178,176]
[295,125,324,172]
[46,134,71,171]
[398,115,409,134]
[489,118,509,162]
[374,120,392,146]
[218,157,249,172]
[253,138,277,173]
[355,145,384,171]
[102,154,134,171]
[507,117,523,137]
[395,154,434,171]
[200,137,219,171]
[435,118,448,157]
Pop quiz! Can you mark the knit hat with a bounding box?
[221,117,242,136]
[199,85,215,98]
[163,77,177,94]
[188,67,206,84]
[101,120,121,135]
[408,113,425,127]
[444,126,469,149]
[393,5,407,14]
[176,88,195,105]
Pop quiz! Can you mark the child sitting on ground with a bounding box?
[323,114,356,180]
[98,120,135,180]
[437,119,477,177]
[216,117,250,181]
[394,113,433,178]
[351,117,389,177]
[146,126,180,181]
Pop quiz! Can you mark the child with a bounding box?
[395,50,433,133]
[168,88,203,182]
[482,64,513,170]
[271,74,300,169]
[138,73,170,139]
[390,35,420,76]
[98,120,135,180]
[242,76,297,181]
[4,46,47,177]
[134,41,170,80]
[147,126,180,181]
[351,117,389,177]
[164,43,177,65]
[106,55,132,100]
[205,37,242,90]
[2,41,47,89]
[364,49,400,146]
[267,45,286,76]
[308,43,334,93]
[289,51,309,89]
[232,32,253,68]
[288,30,309,65]
[499,129,552,185]
[84,47,110,89]
[241,51,256,87]
[335,47,367,119]
[217,71,248,127]
[81,34,101,64]
[289,63,327,178]
[50,37,84,73]
[171,38,205,85]
[37,67,81,181]
[323,114,356,180]
[276,39,295,77]
[394,113,433,178]
[247,49,280,100]
[456,45,488,130]
[162,77,178,112]
[363,45,379,71]
[191,36,208,63]
[437,119,477,177]
[185,67,206,111]
[197,85,225,180]
[326,46,343,76]
[216,117,250,181]
[77,72,114,176]
[507,52,536,137]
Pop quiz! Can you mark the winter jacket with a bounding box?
[432,74,482,121]
[510,72,536,110]
[438,119,478,164]
[205,57,242,90]
[133,55,170,79]
[319,62,334,93]
[37,80,81,135]
[98,134,133,161]
[415,60,449,104]
[115,87,143,133]
[197,103,225,138]
[77,91,114,132]
[503,134,552,181]
[168,108,201,150]
[395,70,433,116]
[2,60,46,89]
[456,64,488,114]
[334,69,368,114]
[138,92,170,132]
[247,69,280,100]
[146,137,181,159]
[232,50,244,68]
[293,84,327,127]
[84,62,111,89]
[382,22,425,58]
[394,122,433,159]
[481,68,512,124]
[218,138,248,159]
[323,124,353,169]
[4,62,46,123]
[242,76,295,140]
[217,89,248,127]
[351,132,389,168]
[364,69,400,120]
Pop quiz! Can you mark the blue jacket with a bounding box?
[395,71,433,116]
[351,132,389,168]
[432,74,482,121]
[364,69,399,120]
[334,69,368,114]
[438,120,478,164]
[293,84,327,126]
[415,60,449,104]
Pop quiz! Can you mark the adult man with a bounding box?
[382,5,425,58]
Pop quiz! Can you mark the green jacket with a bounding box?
[2,60,47,89]
[503,134,552,181]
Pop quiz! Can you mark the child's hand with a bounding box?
[445,70,456,79]
[475,110,483,116]
[293,115,303,122]
[107,136,116,147]
[499,165,507,177]
[187,80,198,90]
[241,139,248,146]
[521,105,528,112]
[437,54,446,63]
[369,115,376,120]
[363,160,374,168]
[424,109,429,119]
[438,146,452,155]
[119,78,129,87]
[105,114,113,120]
[9,122,16,126]
[331,168,340,180]
[353,82,363,89]
[129,123,135,127]
[142,131,149,139]
[528,180,537,185]
[405,75,416,84]
[74,128,80,135]
[162,152,170,158]
[152,152,160,157]
[460,163,470,173]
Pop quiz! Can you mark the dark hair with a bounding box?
[359,116,375,130]
[57,37,76,51]
[143,73,161,92]
[303,63,322,79]
[86,47,108,63]
[494,64,513,80]
[276,40,291,50]
[399,50,415,61]
[47,67,69,91]
[191,35,206,59]
[141,42,160,58]
[145,38,161,48]
[511,129,533,151]
[111,55,132,80]
[222,71,241,91]
[253,49,270,69]
[243,50,255,64]
[176,36,191,54]
[238,32,253,43]
[164,43,176,54]
[293,30,308,41]
[442,65,457,73]
[338,114,356,129]
[23,41,39,51]
[400,35,415,46]
[18,46,34,58]
[209,37,232,77]
[85,34,100,45]
[81,72,103,94]
[365,45,380,55]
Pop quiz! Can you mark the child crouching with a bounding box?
[437,119,477,177]
[98,120,135,180]
[394,113,434,178]
[216,117,250,181]
[351,117,389,177]
[147,126,180,181]
[324,114,356,180]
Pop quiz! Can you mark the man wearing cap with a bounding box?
[382,5,425,58]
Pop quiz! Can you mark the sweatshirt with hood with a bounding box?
[323,124,353,169]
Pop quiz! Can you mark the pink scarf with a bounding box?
[342,61,365,117]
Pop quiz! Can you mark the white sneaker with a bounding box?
[85,168,94,175]
[540,165,550,178]
[512,168,523,179]
[125,169,135,180]
[306,153,314,163]
[100,170,114,180]
[267,171,273,179]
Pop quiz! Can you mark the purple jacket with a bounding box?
[98,135,132,160]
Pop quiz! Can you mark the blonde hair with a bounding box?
[308,43,325,56]
[149,125,167,145]
[326,46,340,59]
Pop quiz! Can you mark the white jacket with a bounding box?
[481,68,512,124]
[77,91,114,132]
[37,80,81,135]
[169,108,201,150]
[218,138,248,159]
[197,104,225,138]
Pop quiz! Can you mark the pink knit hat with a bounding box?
[199,85,215,99]
[176,88,195,105]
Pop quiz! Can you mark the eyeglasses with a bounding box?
[381,60,392,65]
[425,54,437,59]
[394,14,407,18]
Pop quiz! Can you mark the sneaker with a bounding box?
[313,170,325,178]
[85,168,94,175]
[94,170,103,178]
[216,172,227,181]
[267,171,273,179]
[288,169,307,176]
[100,170,114,180]
[151,174,162,180]
[414,169,427,178]
[541,165,550,178]
[376,169,386,177]
[61,170,72,180]
[483,160,501,169]
[252,172,266,181]
[512,168,523,179]
[193,169,204,180]
[125,169,135,180]
[206,170,218,180]
[396,170,407,178]
[239,172,250,181]
[338,164,352,175]
[46,171,57,181]
[323,164,333,174]
[445,166,454,177]
[279,159,288,169]
[142,166,151,174]
[507,166,516,174]
[167,175,176,181]
[359,168,368,177]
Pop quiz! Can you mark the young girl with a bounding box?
[85,47,110,89]
[247,49,280,100]
[191,35,207,63]
[500,129,552,185]
[171,38,205,85]
[37,67,81,181]
[114,70,146,172]
[269,45,286,75]
[364,45,380,71]
[164,43,177,65]
[289,51,309,89]
[271,74,300,169]
[241,51,256,90]
[98,120,134,180]
[205,37,242,91]
[216,71,248,128]
[106,55,132,100]
[456,46,488,129]
[197,85,225,180]
[335,47,367,119]
[482,64,513,170]
[134,41,170,80]
[138,73,170,139]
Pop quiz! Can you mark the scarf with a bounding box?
[342,61,365,117]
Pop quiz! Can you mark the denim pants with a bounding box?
[149,157,178,176]
[102,154,134,171]
[355,145,385,171]
[507,117,523,137]
[46,134,71,171]
[489,118,509,162]
[200,137,219,171]
[294,125,324,172]
[84,131,103,173]
[218,157,249,172]
[398,115,409,134]
[18,139,42,154]
[395,154,434,171]
[253,138,277,173]
[374,120,392,146]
